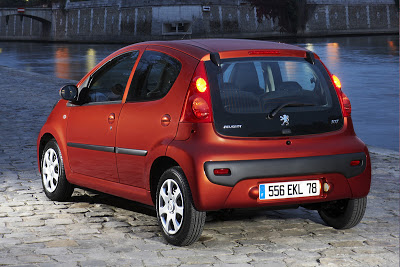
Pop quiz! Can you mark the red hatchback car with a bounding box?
[37,39,371,246]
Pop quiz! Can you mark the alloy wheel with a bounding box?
[42,148,59,193]
[158,179,184,235]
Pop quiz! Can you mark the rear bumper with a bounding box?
[224,174,350,209]
[201,152,371,210]
[222,170,371,209]
[169,145,371,211]
[167,121,371,211]
[204,152,367,187]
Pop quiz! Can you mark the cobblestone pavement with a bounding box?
[0,66,399,266]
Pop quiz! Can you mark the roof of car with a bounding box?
[180,39,306,53]
[131,39,310,60]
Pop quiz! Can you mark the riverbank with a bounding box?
[0,65,399,266]
[0,0,398,43]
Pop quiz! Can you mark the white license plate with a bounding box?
[259,180,321,200]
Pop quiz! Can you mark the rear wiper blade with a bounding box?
[267,102,316,119]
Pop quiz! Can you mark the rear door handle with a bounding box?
[108,113,115,124]
[161,114,171,126]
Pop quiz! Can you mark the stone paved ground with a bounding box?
[0,66,399,266]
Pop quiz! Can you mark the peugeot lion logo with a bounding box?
[280,114,289,126]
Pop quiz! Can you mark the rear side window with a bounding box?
[126,51,181,102]
[206,57,343,137]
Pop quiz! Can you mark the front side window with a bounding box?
[81,51,139,103]
[126,50,181,102]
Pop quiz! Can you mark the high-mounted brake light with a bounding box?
[248,50,280,55]
[180,61,213,123]
[331,74,351,117]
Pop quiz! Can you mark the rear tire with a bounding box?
[318,197,367,229]
[41,139,74,201]
[156,167,206,246]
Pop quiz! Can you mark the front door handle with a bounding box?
[108,113,115,124]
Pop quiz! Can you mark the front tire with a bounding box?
[156,167,206,246]
[41,139,74,201]
[318,197,367,229]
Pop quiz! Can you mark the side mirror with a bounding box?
[59,84,78,102]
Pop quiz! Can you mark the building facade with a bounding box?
[0,0,398,42]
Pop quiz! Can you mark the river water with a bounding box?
[0,35,398,150]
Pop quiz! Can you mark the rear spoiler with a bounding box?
[210,52,221,67]
[306,51,315,64]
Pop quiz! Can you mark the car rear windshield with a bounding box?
[205,57,344,137]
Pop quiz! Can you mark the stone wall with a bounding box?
[305,0,398,35]
[0,0,398,43]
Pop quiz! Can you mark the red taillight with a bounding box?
[331,74,351,117]
[180,62,213,123]
[195,77,207,93]
[341,91,352,117]
[213,168,231,176]
[332,75,342,89]
[350,160,362,166]
[192,97,209,119]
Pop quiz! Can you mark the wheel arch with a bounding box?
[38,133,56,173]
[149,156,180,205]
